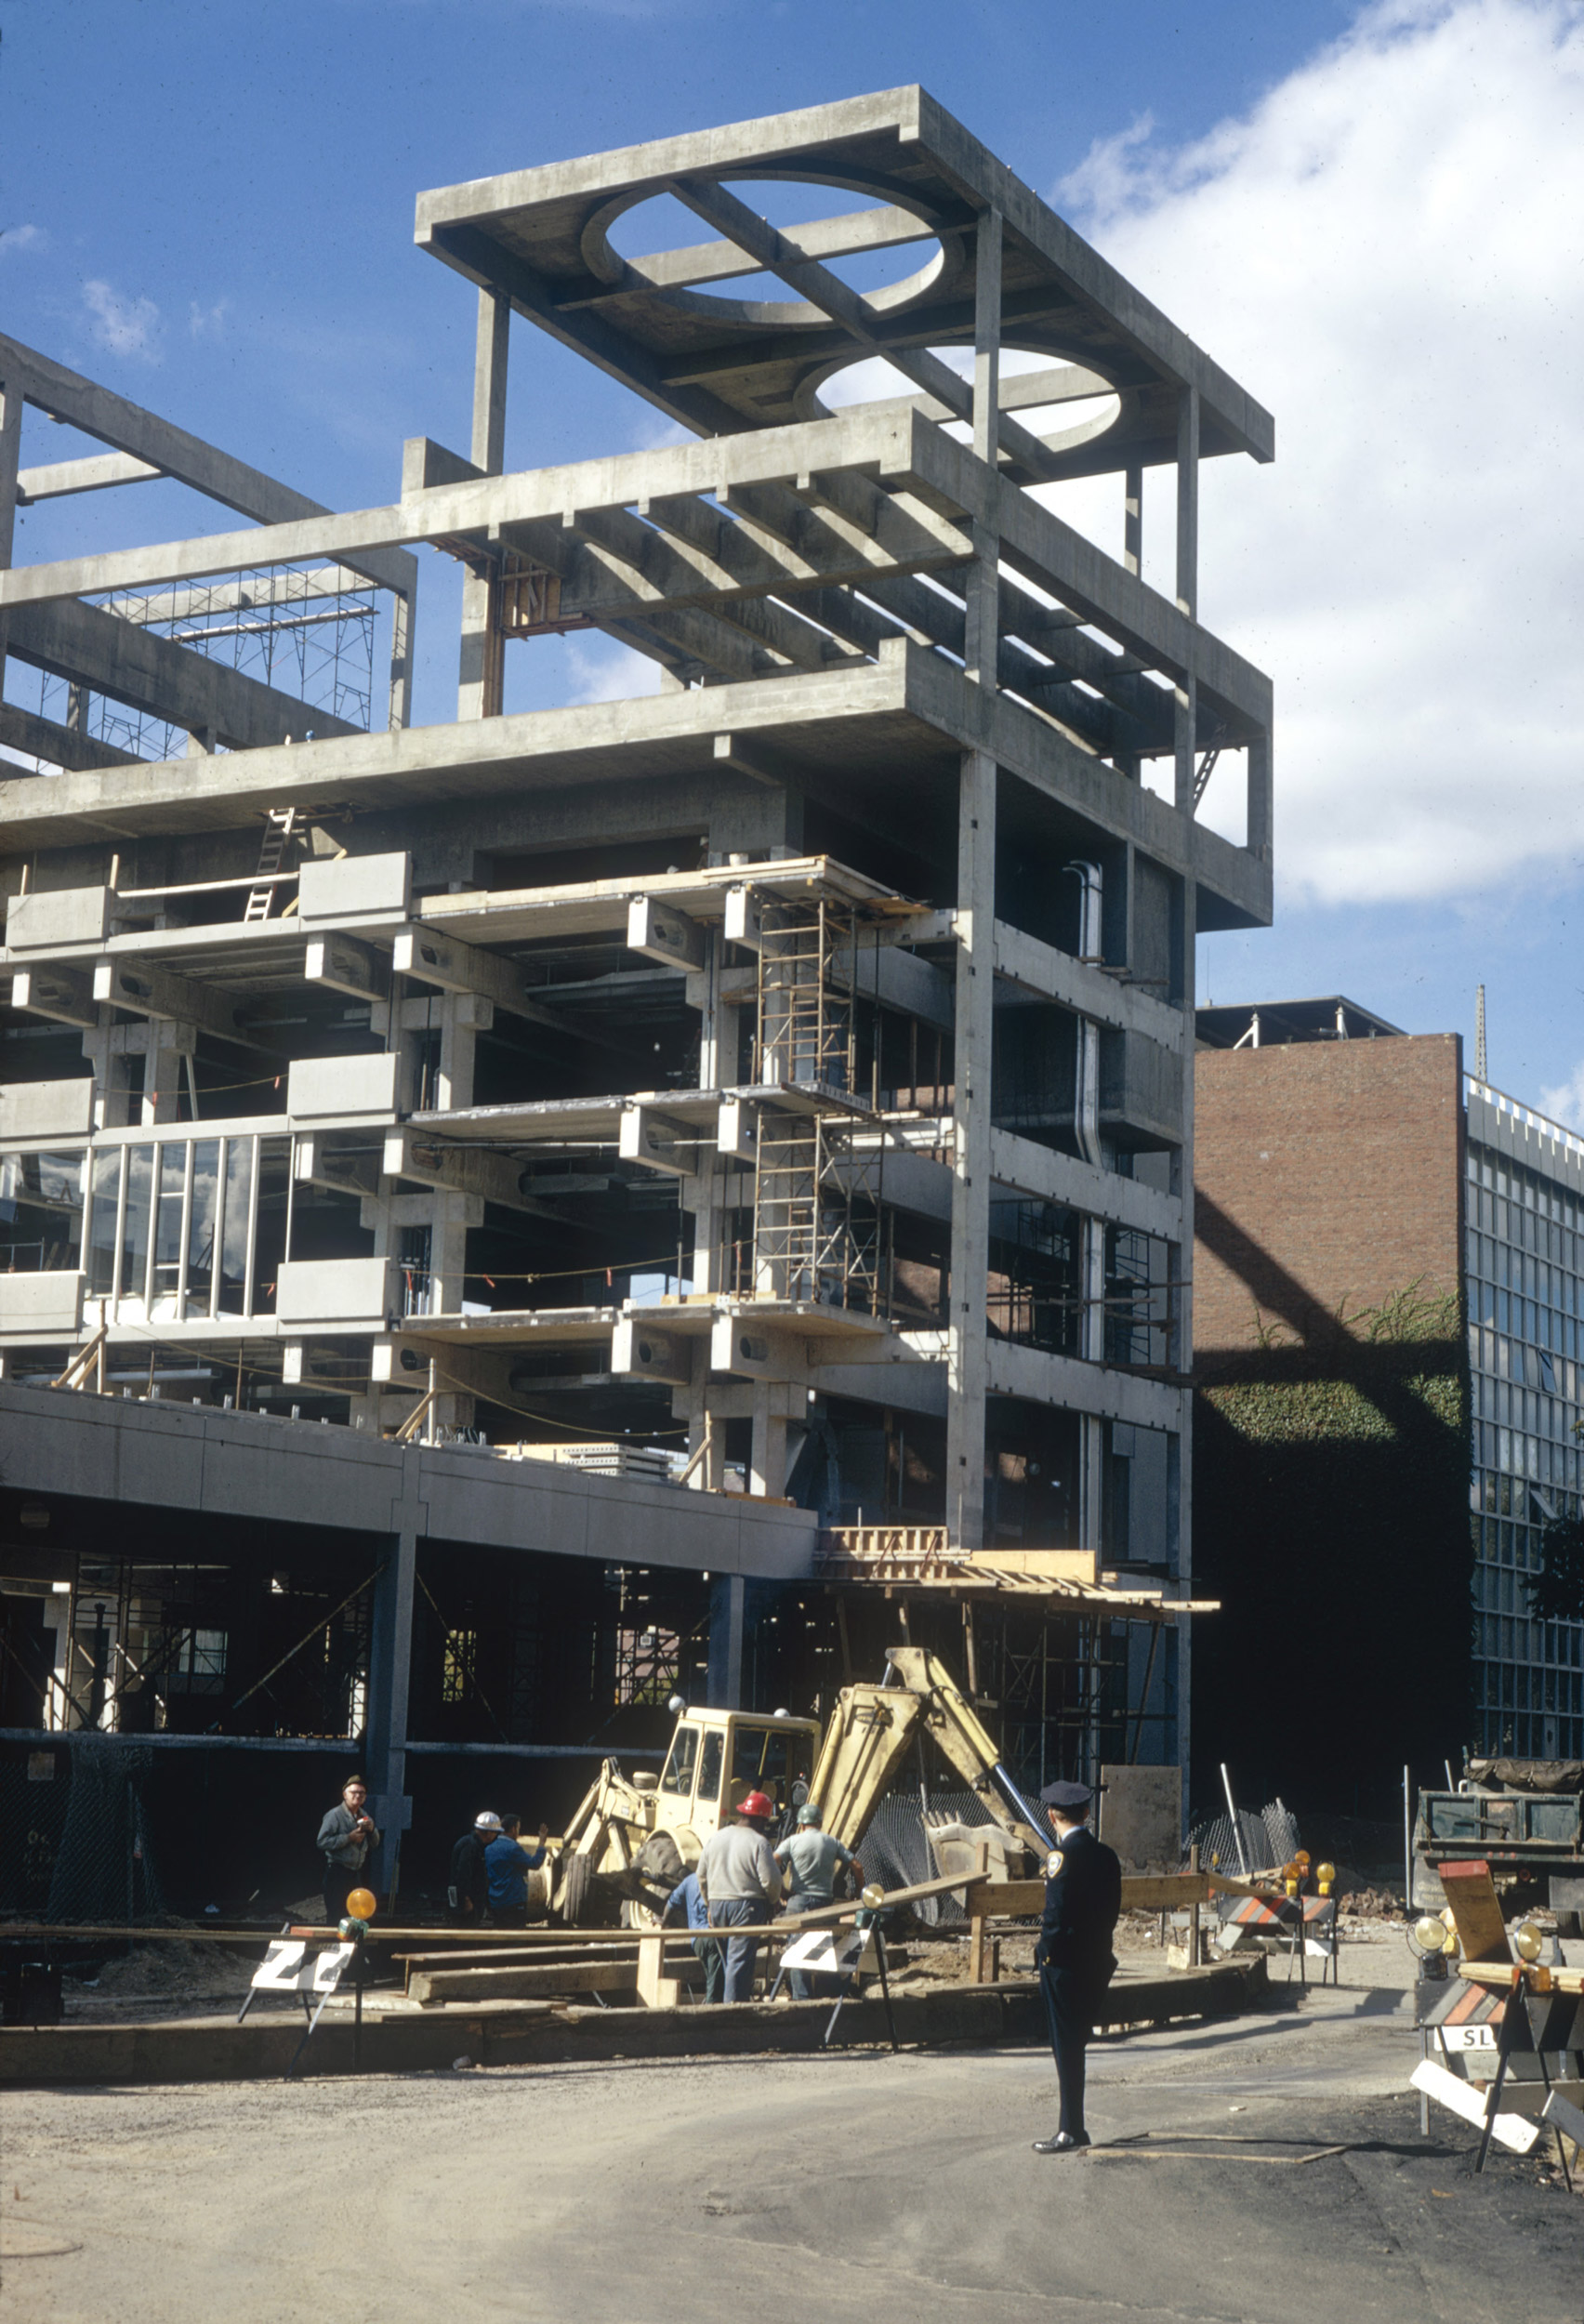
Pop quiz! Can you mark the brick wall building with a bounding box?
[1191,1000,1472,1816]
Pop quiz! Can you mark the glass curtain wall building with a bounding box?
[1466,1080,1584,1758]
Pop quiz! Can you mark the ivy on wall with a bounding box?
[1191,1278,1473,1808]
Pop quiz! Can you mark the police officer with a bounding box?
[1031,1778,1121,2156]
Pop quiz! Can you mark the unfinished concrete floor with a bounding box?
[3,1929,1579,2323]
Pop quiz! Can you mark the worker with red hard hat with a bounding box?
[695,1788,782,2002]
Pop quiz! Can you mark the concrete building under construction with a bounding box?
[0,91,1273,1913]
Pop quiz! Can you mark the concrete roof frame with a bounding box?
[413,86,1274,477]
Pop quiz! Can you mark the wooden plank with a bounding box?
[1439,1858,1512,1963]
[410,1961,644,2004]
[1409,2058,1539,2153]
[962,1871,1218,1921]
[1459,1961,1584,1997]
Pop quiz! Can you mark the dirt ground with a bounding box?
[4,1923,1580,2323]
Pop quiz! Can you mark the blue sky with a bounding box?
[3,0,1579,1123]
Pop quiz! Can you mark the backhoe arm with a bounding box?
[808,1646,1046,1859]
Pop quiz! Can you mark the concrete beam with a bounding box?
[9,962,99,1029]
[627,894,706,970]
[0,334,419,603]
[985,1336,1185,1433]
[381,1126,564,1219]
[304,931,391,1003]
[17,452,162,503]
[619,1103,706,1177]
[0,701,139,773]
[391,925,636,1055]
[92,956,272,1050]
[0,406,931,611]
[991,920,1182,1050]
[5,598,363,751]
[989,1126,1182,1242]
[611,1315,694,1386]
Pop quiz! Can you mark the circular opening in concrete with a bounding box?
[587,178,947,324]
[810,345,1121,449]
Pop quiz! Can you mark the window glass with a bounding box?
[251,1137,290,1314]
[695,1729,724,1807]
[0,1149,86,1272]
[121,1145,154,1305]
[87,1149,122,1295]
[659,1725,699,1799]
[152,1144,187,1305]
[188,1142,219,1313]
[729,1724,795,1813]
[218,1139,254,1314]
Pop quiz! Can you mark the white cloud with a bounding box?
[1051,0,1584,907]
[1539,1061,1584,1136]
[188,298,229,339]
[82,278,161,362]
[0,224,44,260]
[565,637,663,704]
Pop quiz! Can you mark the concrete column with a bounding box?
[963,208,1002,686]
[365,1512,417,1899]
[945,747,996,1550]
[1174,387,1200,814]
[457,290,510,721]
[707,1572,746,1708]
[1166,1429,1189,1791]
[1123,464,1142,576]
[1247,731,1273,865]
[748,1376,787,1499]
[1077,1414,1106,1555]
[1169,866,1196,1795]
[388,587,416,732]
[140,1022,191,1127]
[0,361,22,699]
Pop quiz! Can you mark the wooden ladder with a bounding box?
[244,807,298,922]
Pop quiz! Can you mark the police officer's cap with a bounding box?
[1038,1779,1100,1810]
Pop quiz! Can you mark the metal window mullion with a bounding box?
[178,1139,193,1315]
[244,1136,260,1317]
[111,1145,129,1311]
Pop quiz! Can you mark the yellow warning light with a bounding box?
[1513,1921,1543,1963]
[345,1887,377,1921]
[1316,1862,1336,1893]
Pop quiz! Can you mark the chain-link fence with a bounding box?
[860,1786,1015,1925]
[1186,1799,1300,1880]
[0,1736,166,1921]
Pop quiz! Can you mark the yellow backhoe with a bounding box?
[548,1646,1049,1924]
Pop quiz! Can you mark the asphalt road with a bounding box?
[3,1930,1579,2322]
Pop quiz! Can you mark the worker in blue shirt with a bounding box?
[663,1867,723,2004]
[484,1814,549,1928]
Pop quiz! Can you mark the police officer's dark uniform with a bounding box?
[1031,1778,1121,2155]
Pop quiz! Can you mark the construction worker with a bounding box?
[662,1866,723,2004]
[695,1789,781,2001]
[447,1810,501,1926]
[485,1815,550,1928]
[1031,1779,1120,2156]
[773,1802,860,1999]
[316,1776,380,1929]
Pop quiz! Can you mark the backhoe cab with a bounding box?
[551,1706,820,1925]
[550,1645,1040,1926]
